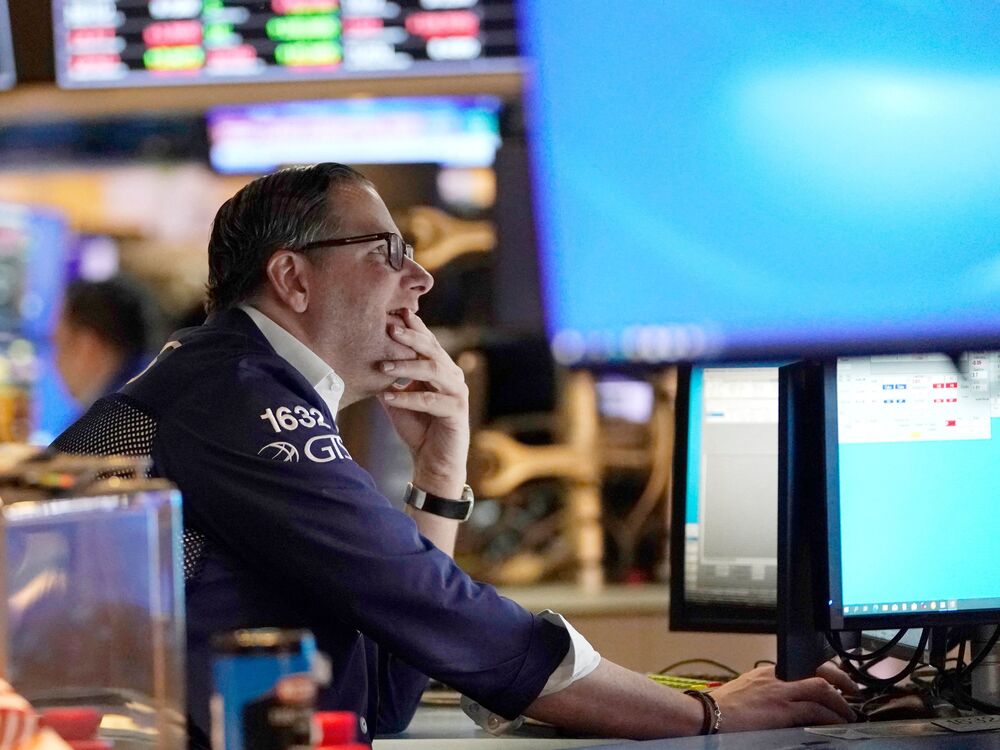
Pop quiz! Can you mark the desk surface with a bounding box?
[372,706,606,749]
[587,728,1000,749]
[375,707,1000,750]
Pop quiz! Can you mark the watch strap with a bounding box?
[404,482,474,522]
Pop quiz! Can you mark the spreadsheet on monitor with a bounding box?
[831,352,1000,622]
[683,365,780,607]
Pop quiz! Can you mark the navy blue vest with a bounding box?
[53,309,569,744]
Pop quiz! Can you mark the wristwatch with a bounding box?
[404,482,475,522]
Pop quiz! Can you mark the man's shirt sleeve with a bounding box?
[537,611,602,696]
[153,353,570,720]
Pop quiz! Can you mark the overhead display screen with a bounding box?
[53,0,519,88]
[207,95,501,173]
[0,1,14,90]
[521,2,1000,365]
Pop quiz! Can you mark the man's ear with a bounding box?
[264,249,311,313]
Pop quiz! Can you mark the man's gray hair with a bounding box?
[205,163,373,313]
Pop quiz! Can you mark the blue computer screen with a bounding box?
[0,204,70,341]
[0,204,78,442]
[830,353,1000,621]
[519,2,1000,364]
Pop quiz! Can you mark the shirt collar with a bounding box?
[239,304,345,416]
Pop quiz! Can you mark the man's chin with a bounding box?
[369,363,412,395]
[385,340,418,361]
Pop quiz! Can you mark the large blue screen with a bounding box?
[520,2,1000,364]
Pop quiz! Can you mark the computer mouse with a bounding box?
[864,693,935,721]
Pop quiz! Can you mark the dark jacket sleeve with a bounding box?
[146,352,570,720]
[376,652,428,734]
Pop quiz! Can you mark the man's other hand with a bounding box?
[378,309,470,498]
[710,663,857,732]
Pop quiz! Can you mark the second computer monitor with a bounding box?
[669,363,781,633]
[777,352,1000,678]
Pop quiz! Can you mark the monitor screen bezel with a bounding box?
[668,363,776,635]
[823,357,1000,632]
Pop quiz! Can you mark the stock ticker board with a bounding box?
[53,0,520,88]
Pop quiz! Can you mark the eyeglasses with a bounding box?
[298,232,414,271]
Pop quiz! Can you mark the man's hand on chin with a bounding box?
[376,309,470,498]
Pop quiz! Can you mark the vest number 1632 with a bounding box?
[260,406,330,433]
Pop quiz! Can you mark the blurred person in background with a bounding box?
[53,277,161,408]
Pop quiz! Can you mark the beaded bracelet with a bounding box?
[683,689,722,735]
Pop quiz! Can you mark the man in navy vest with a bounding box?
[54,163,854,743]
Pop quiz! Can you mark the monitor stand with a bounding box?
[971,625,1000,705]
[776,361,829,680]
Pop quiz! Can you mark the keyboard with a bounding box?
[808,715,1000,741]
[647,674,725,691]
[932,715,1000,733]
[422,674,726,707]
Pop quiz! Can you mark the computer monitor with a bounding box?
[0,0,13,90]
[0,203,76,442]
[0,203,68,340]
[669,363,781,634]
[519,3,1000,365]
[777,352,1000,678]
[829,352,1000,629]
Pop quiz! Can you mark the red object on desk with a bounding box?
[313,710,358,745]
[66,740,112,750]
[38,709,102,742]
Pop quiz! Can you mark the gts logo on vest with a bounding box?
[304,434,352,462]
[258,434,352,463]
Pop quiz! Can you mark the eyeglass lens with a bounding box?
[388,234,402,270]
[385,234,414,271]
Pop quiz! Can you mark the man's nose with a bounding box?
[403,257,434,296]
